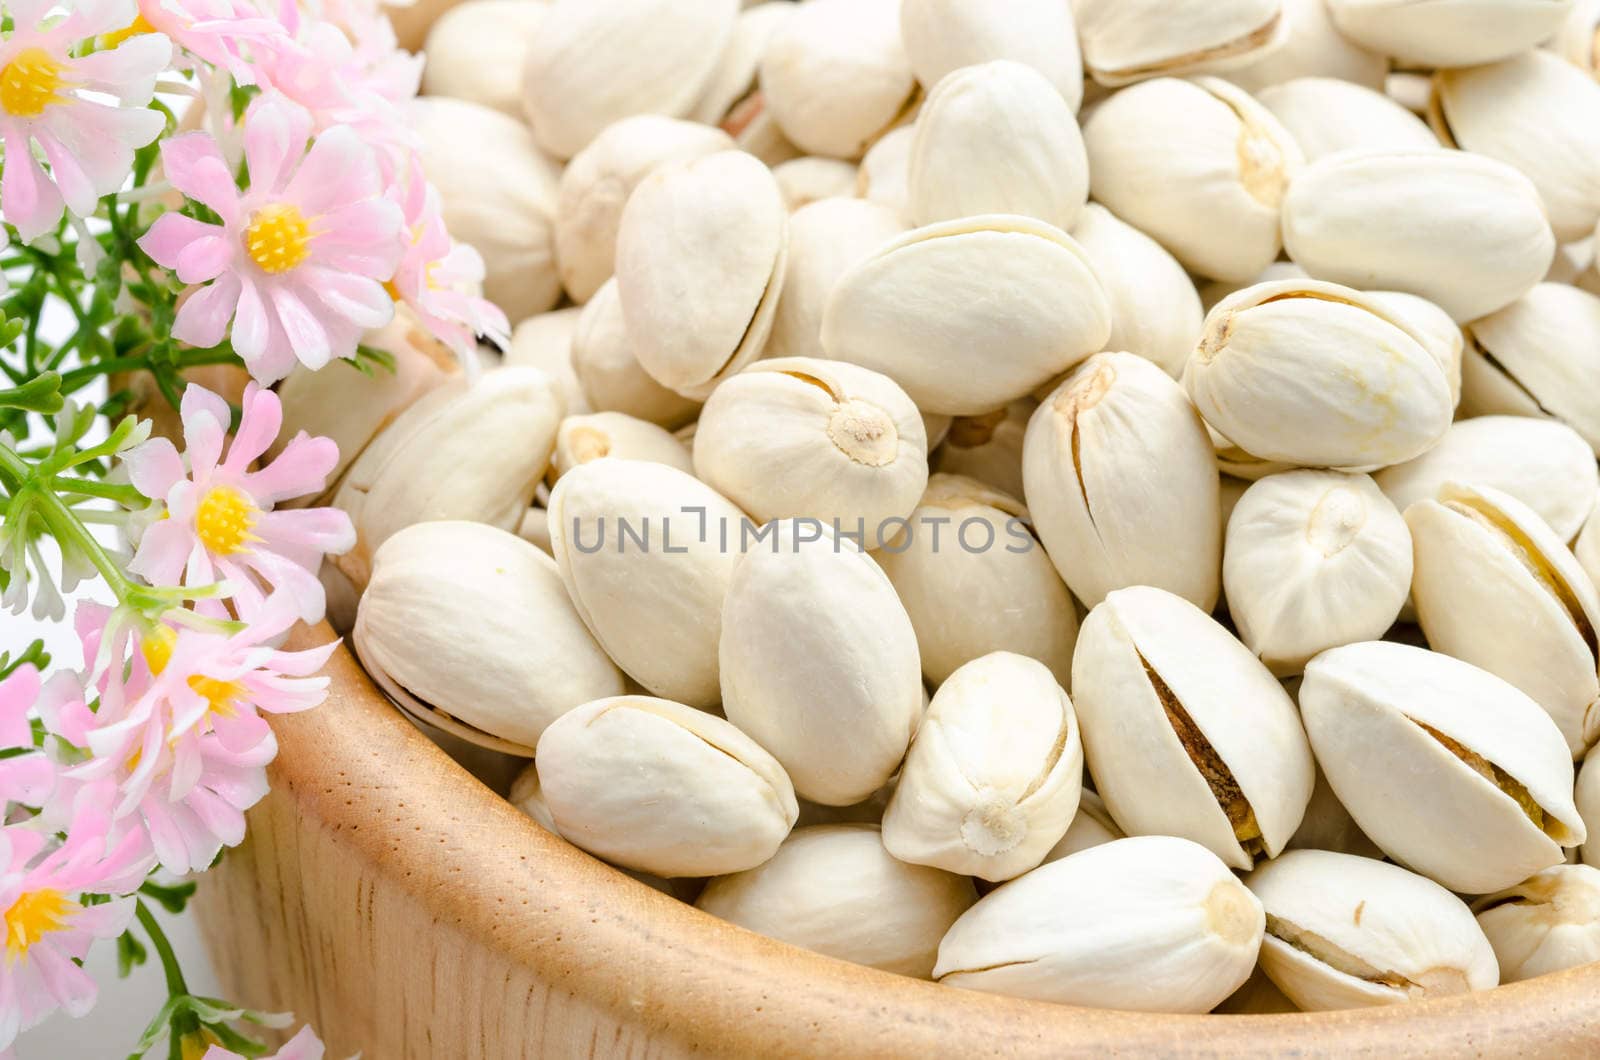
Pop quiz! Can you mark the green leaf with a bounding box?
[117,929,149,978]
[0,639,49,678]
[0,371,64,415]
[138,879,198,915]
[351,343,397,378]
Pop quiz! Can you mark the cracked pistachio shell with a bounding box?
[899,0,1083,111]
[519,0,737,159]
[550,412,693,482]
[822,215,1111,415]
[353,522,624,751]
[1247,850,1499,1012]
[1083,77,1303,283]
[1327,0,1574,69]
[933,401,1033,501]
[877,475,1077,688]
[333,367,563,589]
[690,2,794,128]
[421,0,548,117]
[1287,764,1384,860]
[535,695,797,877]
[1283,150,1555,323]
[1474,864,1600,983]
[1554,0,1600,78]
[907,61,1088,230]
[1071,586,1315,870]
[1406,482,1600,757]
[1188,279,1454,469]
[1024,353,1222,609]
[1431,51,1600,243]
[697,824,977,978]
[765,198,907,362]
[1581,509,1600,599]
[1365,290,1462,411]
[1042,790,1124,863]
[883,652,1083,881]
[412,97,561,321]
[570,280,701,430]
[1300,641,1584,894]
[1074,0,1287,87]
[615,150,788,400]
[1376,417,1598,544]
[1461,283,1600,455]
[693,357,928,528]
[771,157,857,211]
[507,307,589,416]
[934,835,1265,1013]
[1225,470,1412,676]
[1224,0,1388,93]
[548,459,748,709]
[757,0,916,160]
[1578,749,1600,865]
[554,116,734,304]
[719,520,922,806]
[1068,203,1204,379]
[856,124,913,212]
[1258,77,1438,163]
[534,698,796,877]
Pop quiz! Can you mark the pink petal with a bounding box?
[180,384,232,477]
[137,213,220,272]
[222,383,282,473]
[255,506,354,555]
[270,1025,327,1060]
[40,100,164,207]
[241,434,337,503]
[238,550,325,623]
[0,666,39,746]
[172,270,242,350]
[0,755,55,806]
[268,285,332,369]
[231,277,271,362]
[29,944,98,1019]
[127,514,195,586]
[309,198,404,278]
[175,233,234,285]
[286,125,379,215]
[121,436,184,500]
[303,268,393,331]
[243,96,311,196]
[159,133,241,223]
[1,128,65,242]
[72,31,170,101]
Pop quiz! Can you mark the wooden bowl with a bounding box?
[195,625,1600,1058]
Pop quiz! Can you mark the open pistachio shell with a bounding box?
[1041,790,1125,863]
[550,412,693,483]
[1224,0,1387,93]
[899,0,1084,112]
[1578,748,1600,865]
[570,279,702,430]
[506,307,589,417]
[1258,77,1439,163]
[1074,0,1287,87]
[1327,0,1575,69]
[1473,865,1600,983]
[933,401,1033,501]
[421,0,549,117]
[765,198,908,362]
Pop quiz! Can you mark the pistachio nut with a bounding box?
[506,307,590,417]
[1406,482,1600,757]
[1071,586,1316,869]
[519,0,738,160]
[822,215,1111,415]
[1082,77,1303,283]
[353,522,624,753]
[697,824,978,978]
[1282,149,1556,323]
[1188,280,1454,469]
[508,762,561,835]
[1553,0,1600,79]
[1224,0,1387,93]
[1461,283,1600,455]
[1246,849,1499,1011]
[877,475,1078,688]
[932,401,1033,502]
[757,0,917,160]
[420,0,549,117]
[1300,641,1585,894]
[1473,865,1600,983]
[720,519,922,806]
[693,357,928,529]
[554,116,735,304]
[883,652,1083,881]
[1258,77,1439,163]
[1375,417,1599,544]
[1365,290,1463,410]
[856,124,913,212]
[1326,0,1575,69]
[333,367,563,589]
[570,279,702,430]
[1074,0,1287,87]
[547,459,748,709]
[907,61,1088,230]
[535,695,797,877]
[1024,353,1223,610]
[1578,748,1599,865]
[550,412,694,482]
[770,157,857,211]
[1430,51,1600,243]
[934,835,1265,1013]
[899,0,1084,112]
[1068,203,1204,379]
[1042,790,1125,864]
[1225,471,1412,676]
[1287,765,1384,860]
[690,2,794,129]
[765,198,907,362]
[411,97,562,321]
[615,150,788,400]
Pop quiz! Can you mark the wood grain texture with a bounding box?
[195,625,1600,1059]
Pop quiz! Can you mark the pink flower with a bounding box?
[0,0,171,241]
[137,96,404,383]
[0,790,155,1051]
[126,0,287,82]
[389,160,508,363]
[0,666,54,809]
[123,383,354,622]
[203,1024,326,1060]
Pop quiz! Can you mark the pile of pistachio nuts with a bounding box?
[284,0,1600,1016]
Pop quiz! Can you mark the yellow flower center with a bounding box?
[100,13,157,49]
[0,47,68,118]
[4,888,76,961]
[244,203,313,275]
[180,1028,225,1060]
[194,484,259,555]
[189,675,243,719]
[141,624,178,675]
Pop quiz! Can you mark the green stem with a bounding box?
[52,475,146,505]
[0,439,140,604]
[135,900,200,1058]
[56,348,237,392]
